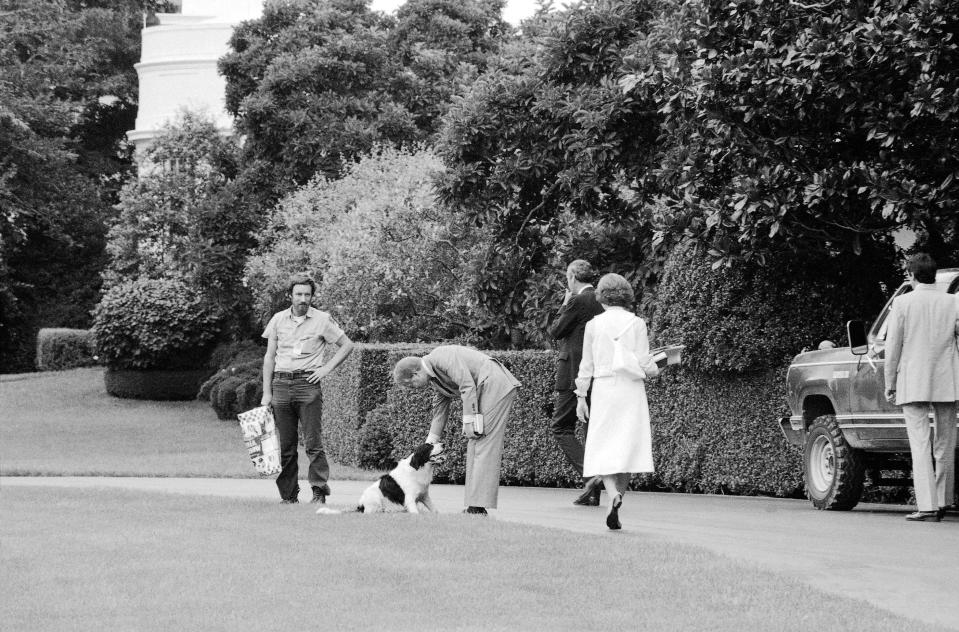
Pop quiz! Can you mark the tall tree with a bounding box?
[632,0,959,266]
[0,0,143,371]
[219,0,508,210]
[435,0,672,345]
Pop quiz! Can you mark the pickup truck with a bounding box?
[780,268,959,510]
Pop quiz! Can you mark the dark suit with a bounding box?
[548,286,604,477]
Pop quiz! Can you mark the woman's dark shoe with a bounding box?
[905,510,940,522]
[606,493,623,530]
[573,486,601,506]
[464,506,488,516]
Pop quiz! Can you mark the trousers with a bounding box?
[465,389,516,509]
[902,401,957,511]
[271,375,330,501]
[551,389,591,479]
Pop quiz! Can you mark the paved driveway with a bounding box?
[5,476,957,629]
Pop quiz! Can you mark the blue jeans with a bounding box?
[271,375,330,500]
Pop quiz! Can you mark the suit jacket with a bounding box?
[422,345,521,439]
[884,284,959,405]
[548,286,604,391]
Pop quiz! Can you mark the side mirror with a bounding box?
[847,320,868,355]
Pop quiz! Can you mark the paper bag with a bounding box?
[237,405,281,476]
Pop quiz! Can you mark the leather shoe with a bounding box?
[310,485,328,504]
[937,507,948,521]
[905,510,940,522]
[280,497,299,504]
[573,487,601,506]
[463,506,488,516]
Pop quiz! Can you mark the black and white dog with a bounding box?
[356,442,444,514]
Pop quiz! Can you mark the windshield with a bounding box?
[869,269,959,342]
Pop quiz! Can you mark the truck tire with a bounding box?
[803,414,865,510]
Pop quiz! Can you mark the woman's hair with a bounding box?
[595,273,634,307]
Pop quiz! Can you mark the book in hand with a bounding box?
[650,345,684,369]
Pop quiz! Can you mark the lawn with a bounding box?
[1,368,950,631]
[2,485,947,632]
[0,368,378,480]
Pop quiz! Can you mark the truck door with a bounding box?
[849,284,913,416]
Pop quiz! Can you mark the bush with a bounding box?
[35,328,99,371]
[200,359,262,420]
[644,368,800,496]
[92,278,224,371]
[104,368,215,401]
[362,348,803,495]
[243,146,483,342]
[362,349,581,487]
[651,240,897,373]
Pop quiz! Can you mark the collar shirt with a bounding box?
[262,306,346,372]
[577,284,593,295]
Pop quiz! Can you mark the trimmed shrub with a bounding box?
[364,349,802,495]
[92,278,224,371]
[194,339,807,497]
[36,328,99,371]
[644,368,800,497]
[104,368,215,400]
[651,239,897,373]
[200,359,262,420]
[363,349,582,487]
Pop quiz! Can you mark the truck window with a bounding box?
[871,283,913,341]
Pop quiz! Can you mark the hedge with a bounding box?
[360,350,802,496]
[198,342,804,496]
[35,328,99,371]
[104,368,215,400]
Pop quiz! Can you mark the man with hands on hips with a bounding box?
[883,253,959,522]
[393,345,521,515]
[261,273,355,505]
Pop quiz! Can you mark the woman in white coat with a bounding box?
[575,273,658,529]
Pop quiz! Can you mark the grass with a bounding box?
[0,368,379,480]
[2,485,948,632]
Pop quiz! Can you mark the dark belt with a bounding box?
[273,370,314,379]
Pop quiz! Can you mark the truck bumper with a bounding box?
[779,416,804,447]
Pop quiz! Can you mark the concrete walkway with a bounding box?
[4,476,958,630]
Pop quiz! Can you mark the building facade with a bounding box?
[128,0,263,157]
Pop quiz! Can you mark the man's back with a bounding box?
[885,285,959,403]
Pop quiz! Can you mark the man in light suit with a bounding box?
[884,253,959,522]
[548,259,605,506]
[394,346,521,515]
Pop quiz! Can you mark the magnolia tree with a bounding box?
[244,145,484,341]
[623,0,959,266]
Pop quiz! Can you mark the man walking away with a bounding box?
[884,253,959,522]
[548,259,605,506]
[261,273,355,504]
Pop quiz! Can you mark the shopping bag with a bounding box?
[237,405,281,476]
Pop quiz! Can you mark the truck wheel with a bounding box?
[803,414,865,510]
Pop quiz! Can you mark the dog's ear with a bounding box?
[409,442,434,469]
